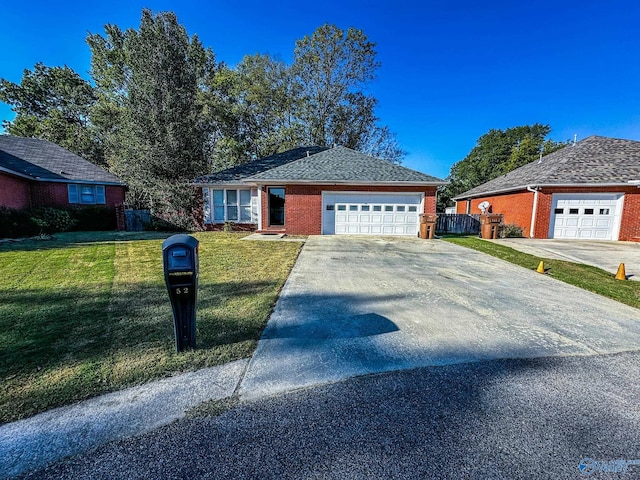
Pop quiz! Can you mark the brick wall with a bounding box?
[456,191,535,236]
[261,184,438,235]
[30,183,126,209]
[0,171,31,209]
[456,186,640,240]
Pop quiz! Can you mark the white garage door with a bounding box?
[550,193,624,240]
[322,192,423,236]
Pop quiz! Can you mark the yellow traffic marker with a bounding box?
[615,263,627,281]
[536,261,545,274]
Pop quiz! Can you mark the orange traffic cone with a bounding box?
[536,261,545,274]
[615,263,627,281]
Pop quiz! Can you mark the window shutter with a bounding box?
[202,188,211,223]
[96,186,106,204]
[68,184,79,203]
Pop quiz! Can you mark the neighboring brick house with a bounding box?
[454,136,640,241]
[193,146,446,236]
[0,135,126,210]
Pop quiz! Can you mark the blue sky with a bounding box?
[2,0,639,178]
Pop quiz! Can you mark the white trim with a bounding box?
[257,188,263,230]
[246,180,447,187]
[205,187,257,225]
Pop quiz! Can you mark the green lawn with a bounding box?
[443,236,640,309]
[0,231,302,424]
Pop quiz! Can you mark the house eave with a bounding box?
[0,166,125,186]
[242,179,448,187]
[453,182,637,201]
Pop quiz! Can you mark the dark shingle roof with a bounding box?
[455,136,640,199]
[0,136,124,185]
[193,146,329,184]
[246,146,445,184]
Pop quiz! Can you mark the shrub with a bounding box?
[500,223,524,238]
[71,206,116,231]
[30,207,77,234]
[0,208,40,238]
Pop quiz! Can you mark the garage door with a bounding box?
[549,194,624,240]
[322,192,423,236]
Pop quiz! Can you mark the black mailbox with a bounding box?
[162,234,199,352]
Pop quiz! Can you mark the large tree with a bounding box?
[87,10,215,227]
[292,24,404,163]
[0,63,104,165]
[438,124,568,211]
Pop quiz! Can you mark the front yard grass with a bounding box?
[443,236,640,309]
[0,231,302,424]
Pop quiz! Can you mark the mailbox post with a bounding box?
[162,234,199,352]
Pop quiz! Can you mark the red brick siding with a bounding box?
[30,183,125,209]
[0,171,31,209]
[456,192,535,237]
[457,186,640,240]
[261,184,438,235]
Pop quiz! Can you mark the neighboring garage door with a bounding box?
[549,193,624,240]
[322,192,423,235]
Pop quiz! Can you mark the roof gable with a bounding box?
[0,136,124,185]
[193,146,328,184]
[455,136,640,199]
[196,145,443,185]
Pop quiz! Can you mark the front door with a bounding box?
[268,187,285,226]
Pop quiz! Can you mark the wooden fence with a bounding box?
[435,214,481,235]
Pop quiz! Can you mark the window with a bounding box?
[599,208,610,215]
[584,208,594,215]
[397,206,406,212]
[326,204,335,211]
[349,205,358,211]
[206,188,254,224]
[408,206,418,212]
[373,205,382,212]
[569,208,579,214]
[554,208,564,214]
[68,184,106,205]
[361,205,370,212]
[337,205,347,211]
[384,205,393,212]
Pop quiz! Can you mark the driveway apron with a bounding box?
[239,236,640,399]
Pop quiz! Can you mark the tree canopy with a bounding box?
[0,63,104,165]
[438,124,568,211]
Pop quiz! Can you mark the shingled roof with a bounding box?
[193,146,329,185]
[246,146,444,184]
[195,145,444,185]
[454,136,640,199]
[0,135,124,185]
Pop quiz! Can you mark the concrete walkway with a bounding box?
[0,360,248,479]
[239,236,640,399]
[493,238,640,280]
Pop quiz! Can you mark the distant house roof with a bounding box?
[193,146,328,185]
[454,136,640,199]
[0,135,124,185]
[195,145,446,186]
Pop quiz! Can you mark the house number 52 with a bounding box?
[175,287,189,295]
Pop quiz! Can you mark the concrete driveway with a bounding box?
[239,236,640,399]
[494,238,640,280]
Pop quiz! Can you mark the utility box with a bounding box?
[419,214,438,239]
[479,214,502,239]
[162,234,199,352]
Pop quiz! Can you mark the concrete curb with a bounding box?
[0,359,248,479]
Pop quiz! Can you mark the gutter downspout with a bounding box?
[526,185,539,238]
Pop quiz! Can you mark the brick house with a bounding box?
[454,136,640,241]
[193,146,446,236]
[0,135,126,210]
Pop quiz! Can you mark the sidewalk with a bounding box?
[0,359,248,479]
